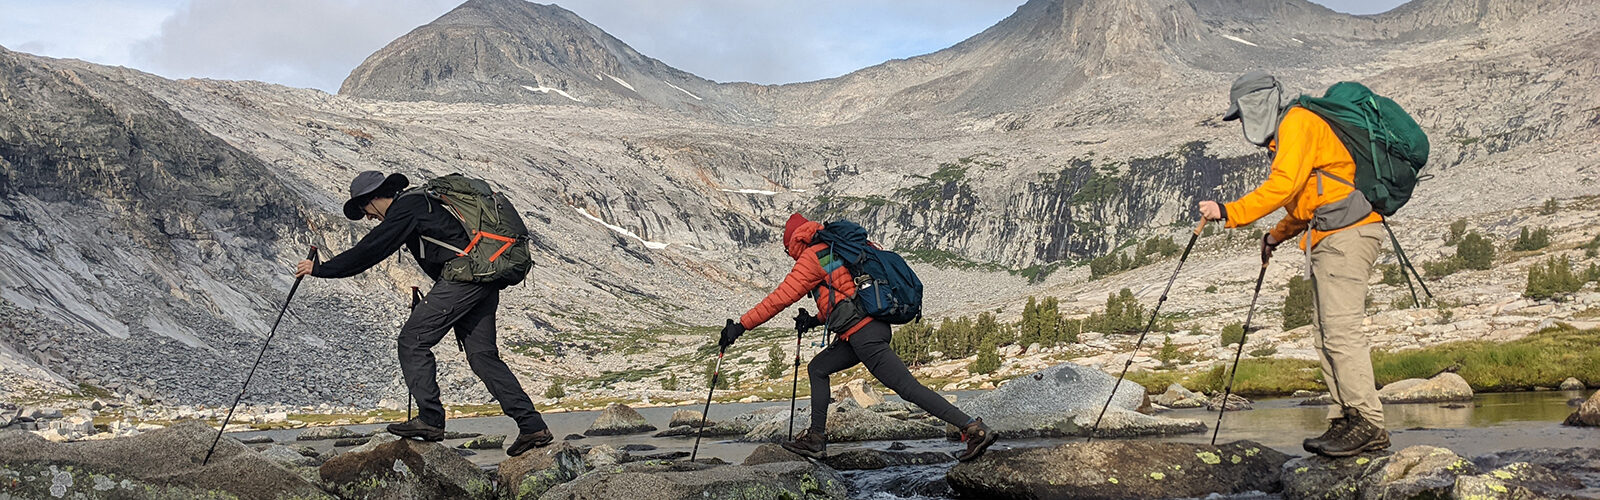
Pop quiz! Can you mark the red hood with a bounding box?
[785,221,823,259]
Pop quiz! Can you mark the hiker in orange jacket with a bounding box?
[717,213,996,461]
[1198,72,1389,457]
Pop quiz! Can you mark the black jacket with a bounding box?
[312,194,471,281]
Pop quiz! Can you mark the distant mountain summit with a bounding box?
[339,0,752,118]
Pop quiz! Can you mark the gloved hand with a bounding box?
[794,308,821,333]
[1261,233,1281,263]
[719,319,745,348]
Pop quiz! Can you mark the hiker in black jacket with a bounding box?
[293,171,552,456]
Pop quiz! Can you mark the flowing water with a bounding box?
[235,389,1596,499]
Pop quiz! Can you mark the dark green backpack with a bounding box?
[1295,82,1429,216]
[405,174,533,287]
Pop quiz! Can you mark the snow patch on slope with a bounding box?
[1220,34,1259,47]
[521,85,581,102]
[664,81,702,101]
[604,74,636,92]
[572,207,668,249]
[719,188,778,196]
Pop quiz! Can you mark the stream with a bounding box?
[234,389,1597,499]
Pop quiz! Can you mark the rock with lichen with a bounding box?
[947,440,1288,499]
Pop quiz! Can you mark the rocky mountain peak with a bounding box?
[338,0,751,118]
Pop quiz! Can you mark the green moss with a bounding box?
[1355,457,1371,465]
[1197,452,1222,465]
[1107,477,1120,484]
[1149,472,1166,480]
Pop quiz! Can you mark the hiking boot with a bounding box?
[1302,414,1352,454]
[954,417,997,462]
[386,418,445,442]
[1315,408,1390,458]
[506,428,553,457]
[780,429,827,458]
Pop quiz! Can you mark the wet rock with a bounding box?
[742,443,807,465]
[497,442,586,500]
[584,444,627,467]
[744,400,943,443]
[1452,462,1585,499]
[563,433,586,440]
[819,447,954,470]
[442,431,481,439]
[1152,383,1206,409]
[0,461,223,499]
[1292,390,1323,398]
[333,437,370,447]
[833,379,886,407]
[539,460,849,500]
[584,403,657,436]
[0,420,331,499]
[319,439,495,499]
[1472,447,1600,488]
[1364,445,1480,499]
[948,440,1288,499]
[238,435,273,444]
[349,432,400,453]
[296,425,364,441]
[1560,377,1587,391]
[955,363,1200,438]
[1282,445,1481,500]
[1563,389,1600,426]
[1377,372,1474,403]
[668,409,707,428]
[619,443,657,452]
[261,444,319,467]
[1205,393,1253,411]
[458,434,505,450]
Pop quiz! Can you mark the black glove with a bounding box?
[719,319,745,348]
[1261,233,1281,263]
[794,308,821,334]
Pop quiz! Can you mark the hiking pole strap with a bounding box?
[206,245,317,465]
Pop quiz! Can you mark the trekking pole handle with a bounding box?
[1193,218,1209,236]
[306,246,320,265]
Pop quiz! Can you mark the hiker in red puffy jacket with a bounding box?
[718,213,996,461]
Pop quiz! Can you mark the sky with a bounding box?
[0,0,1411,92]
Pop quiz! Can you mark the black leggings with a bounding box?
[807,321,972,432]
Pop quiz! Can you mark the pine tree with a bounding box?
[1283,275,1314,329]
[969,335,1001,374]
[763,345,786,379]
[1457,232,1494,270]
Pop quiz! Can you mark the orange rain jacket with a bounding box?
[1223,107,1383,250]
[739,221,874,340]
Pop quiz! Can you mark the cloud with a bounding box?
[130,0,460,91]
[4,0,1415,92]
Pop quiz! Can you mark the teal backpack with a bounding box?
[1295,82,1430,216]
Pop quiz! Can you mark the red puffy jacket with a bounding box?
[738,221,873,340]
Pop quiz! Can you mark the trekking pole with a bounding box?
[1211,260,1269,445]
[690,341,727,463]
[788,309,811,440]
[205,246,318,465]
[407,287,421,421]
[1088,219,1207,442]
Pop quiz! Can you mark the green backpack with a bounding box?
[404,174,533,287]
[1295,82,1429,216]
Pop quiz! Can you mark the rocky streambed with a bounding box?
[3,362,1597,499]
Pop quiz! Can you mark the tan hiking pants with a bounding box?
[1309,223,1384,425]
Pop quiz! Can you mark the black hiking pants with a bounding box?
[807,320,972,433]
[399,281,546,433]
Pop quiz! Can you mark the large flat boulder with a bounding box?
[956,363,1199,438]
[497,442,586,500]
[1152,383,1206,409]
[538,460,849,500]
[584,403,657,436]
[818,447,954,470]
[947,440,1288,499]
[0,420,330,500]
[1452,462,1586,499]
[319,438,495,499]
[742,400,943,443]
[1377,373,1474,404]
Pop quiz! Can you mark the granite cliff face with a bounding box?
[0,0,1596,405]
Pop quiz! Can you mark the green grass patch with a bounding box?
[1371,326,1600,390]
[1128,359,1324,397]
